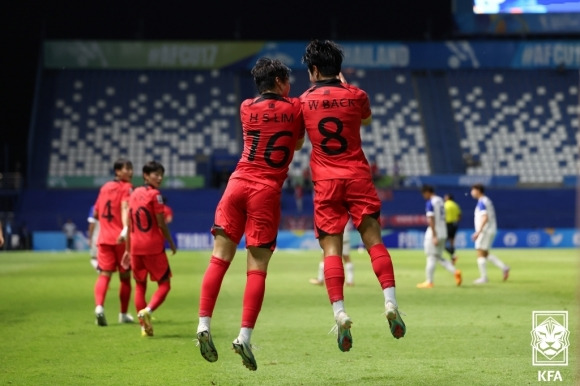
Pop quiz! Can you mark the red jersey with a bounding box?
[94,180,132,245]
[232,93,305,190]
[299,79,372,181]
[128,185,166,255]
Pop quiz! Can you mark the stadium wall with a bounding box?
[32,227,580,251]
[18,186,575,233]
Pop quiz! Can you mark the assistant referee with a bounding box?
[444,193,461,263]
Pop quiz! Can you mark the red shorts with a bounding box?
[131,252,172,282]
[313,178,381,238]
[97,243,128,273]
[212,178,280,250]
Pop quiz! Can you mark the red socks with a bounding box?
[149,281,171,311]
[134,280,147,312]
[199,256,231,317]
[119,277,132,313]
[241,270,267,328]
[94,275,111,306]
[324,255,344,303]
[369,244,396,289]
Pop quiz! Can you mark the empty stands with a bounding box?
[447,70,579,184]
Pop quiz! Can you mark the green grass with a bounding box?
[0,248,578,385]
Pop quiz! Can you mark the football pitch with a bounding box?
[0,248,577,385]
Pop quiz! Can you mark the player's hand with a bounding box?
[471,231,479,241]
[121,251,131,270]
[432,237,438,246]
[169,243,177,255]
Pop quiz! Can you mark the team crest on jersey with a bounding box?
[531,311,569,366]
[157,194,163,204]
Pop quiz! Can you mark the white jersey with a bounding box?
[425,195,447,240]
[88,205,100,256]
[474,195,497,234]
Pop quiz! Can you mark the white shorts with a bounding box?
[424,233,445,256]
[475,231,496,251]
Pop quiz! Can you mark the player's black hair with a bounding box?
[421,184,434,193]
[251,57,291,94]
[301,39,343,77]
[445,193,454,200]
[143,160,165,175]
[114,158,133,171]
[472,183,485,193]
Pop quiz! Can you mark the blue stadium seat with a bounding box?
[447,70,579,183]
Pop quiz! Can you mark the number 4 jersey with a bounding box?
[234,93,305,189]
[128,185,166,255]
[94,179,133,246]
[300,79,372,181]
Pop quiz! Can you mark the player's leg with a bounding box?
[232,246,272,371]
[197,183,245,362]
[418,230,436,288]
[474,232,493,284]
[320,233,353,352]
[232,183,280,370]
[115,244,132,323]
[133,272,149,336]
[137,253,172,336]
[434,239,461,286]
[196,231,237,362]
[313,179,354,350]
[487,252,509,281]
[482,233,509,280]
[446,223,458,264]
[94,244,116,326]
[349,176,405,339]
[358,215,405,338]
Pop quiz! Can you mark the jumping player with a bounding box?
[195,57,305,371]
[300,39,405,353]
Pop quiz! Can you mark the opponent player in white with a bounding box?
[417,185,462,288]
[470,184,509,284]
[310,218,355,286]
[87,204,100,271]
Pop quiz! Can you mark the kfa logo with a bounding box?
[531,311,569,366]
[537,370,562,382]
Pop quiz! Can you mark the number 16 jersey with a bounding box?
[300,79,372,181]
[233,93,305,189]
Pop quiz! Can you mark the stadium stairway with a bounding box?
[413,71,465,174]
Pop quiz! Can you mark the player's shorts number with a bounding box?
[319,117,347,155]
[132,206,153,233]
[247,130,292,168]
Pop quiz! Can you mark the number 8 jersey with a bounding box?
[300,78,372,181]
[233,93,305,189]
